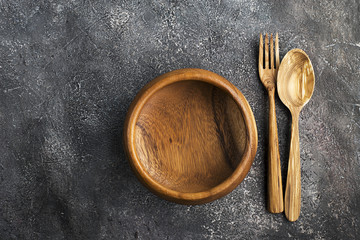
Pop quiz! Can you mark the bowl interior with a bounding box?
[134,80,247,193]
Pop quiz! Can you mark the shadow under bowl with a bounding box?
[124,68,257,204]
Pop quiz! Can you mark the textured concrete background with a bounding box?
[0,0,359,239]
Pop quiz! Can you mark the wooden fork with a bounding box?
[258,33,283,213]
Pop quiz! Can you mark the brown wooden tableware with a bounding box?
[258,33,284,213]
[123,68,258,204]
[277,49,315,221]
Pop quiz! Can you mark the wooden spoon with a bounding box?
[277,49,315,222]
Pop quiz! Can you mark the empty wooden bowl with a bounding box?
[123,68,258,204]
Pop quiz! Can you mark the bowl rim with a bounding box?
[123,68,258,204]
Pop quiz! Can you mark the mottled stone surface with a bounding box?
[0,0,359,239]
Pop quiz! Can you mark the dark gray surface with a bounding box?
[0,0,359,239]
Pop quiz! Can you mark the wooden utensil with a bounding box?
[123,68,258,205]
[277,49,315,221]
[258,33,284,213]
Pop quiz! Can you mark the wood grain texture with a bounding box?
[277,49,315,221]
[124,68,258,204]
[259,33,284,213]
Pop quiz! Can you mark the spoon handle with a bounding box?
[285,112,301,221]
[267,89,284,213]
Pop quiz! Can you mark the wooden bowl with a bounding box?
[123,68,257,204]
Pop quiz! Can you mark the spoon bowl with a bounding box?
[278,50,315,110]
[277,49,315,221]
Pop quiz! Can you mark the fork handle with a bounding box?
[268,89,284,213]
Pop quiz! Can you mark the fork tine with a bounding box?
[275,33,280,70]
[270,34,274,69]
[259,33,263,69]
[265,33,269,69]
